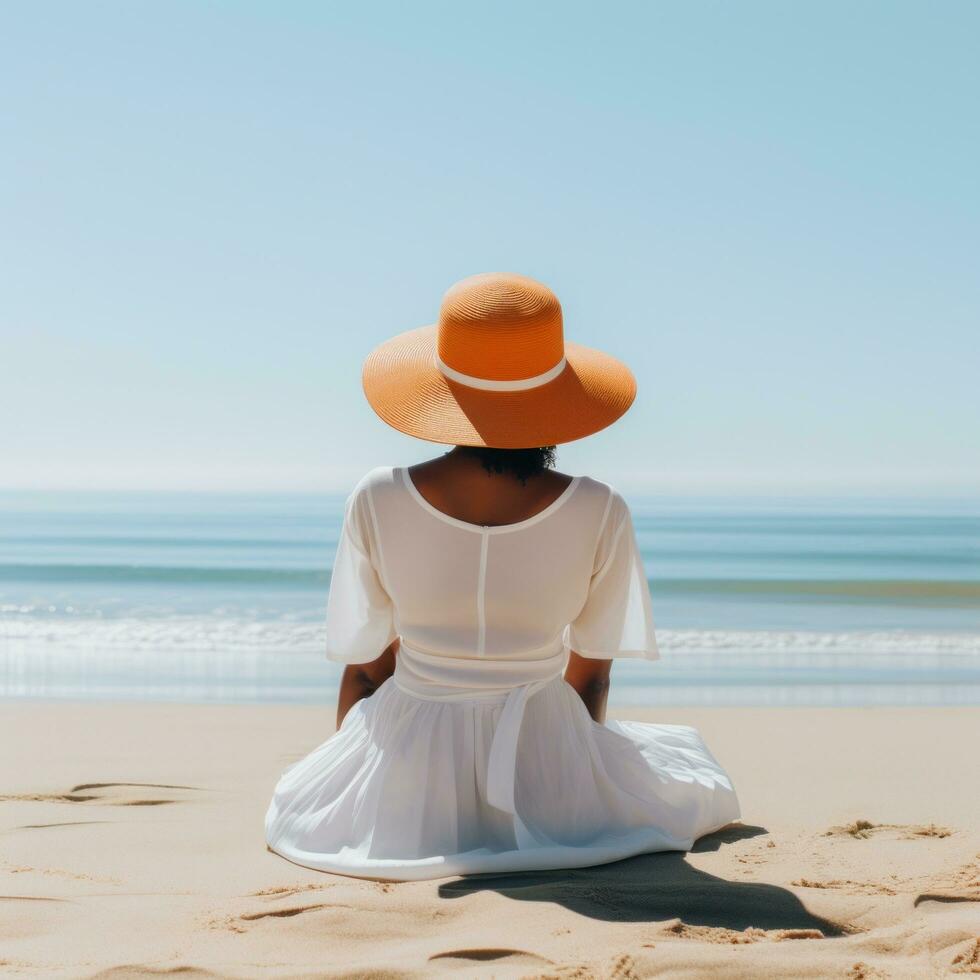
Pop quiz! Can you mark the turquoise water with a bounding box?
[1,491,978,706]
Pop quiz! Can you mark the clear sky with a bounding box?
[2,1,977,496]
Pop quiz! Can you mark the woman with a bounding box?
[265,272,740,881]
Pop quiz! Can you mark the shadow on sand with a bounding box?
[438,824,843,936]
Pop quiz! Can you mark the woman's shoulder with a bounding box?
[570,478,637,569]
[340,468,401,542]
[564,474,630,533]
[344,466,402,511]
[349,465,397,493]
[573,474,627,508]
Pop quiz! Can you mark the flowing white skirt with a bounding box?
[264,676,741,881]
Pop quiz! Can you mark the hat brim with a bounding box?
[362,324,636,449]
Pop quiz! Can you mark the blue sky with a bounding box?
[2,1,977,495]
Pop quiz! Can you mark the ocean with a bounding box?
[1,490,977,707]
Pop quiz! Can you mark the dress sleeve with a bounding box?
[565,490,659,660]
[323,484,397,665]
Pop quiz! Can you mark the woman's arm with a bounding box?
[336,638,399,728]
[564,650,612,723]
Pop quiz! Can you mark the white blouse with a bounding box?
[323,465,659,667]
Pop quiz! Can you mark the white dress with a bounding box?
[265,466,740,881]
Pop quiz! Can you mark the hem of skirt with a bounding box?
[265,815,742,883]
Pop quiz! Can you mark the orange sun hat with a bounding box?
[361,272,637,449]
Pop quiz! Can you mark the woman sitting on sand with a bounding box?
[265,273,740,881]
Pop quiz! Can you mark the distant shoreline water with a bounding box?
[3,563,979,603]
[1,491,978,706]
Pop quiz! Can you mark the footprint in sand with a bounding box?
[11,820,113,832]
[0,895,70,903]
[0,782,206,807]
[209,898,366,933]
[247,883,336,900]
[659,919,825,944]
[428,948,553,968]
[847,963,888,979]
[607,952,641,979]
[0,895,75,943]
[915,893,980,906]
[1,858,120,885]
[917,853,980,907]
[239,903,336,921]
[823,820,953,840]
[207,902,335,934]
[949,937,980,974]
[792,878,899,896]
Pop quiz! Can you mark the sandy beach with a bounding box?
[2,702,977,978]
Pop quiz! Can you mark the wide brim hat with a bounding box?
[362,272,636,449]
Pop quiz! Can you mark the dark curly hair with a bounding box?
[455,446,557,485]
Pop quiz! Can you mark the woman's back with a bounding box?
[325,463,656,666]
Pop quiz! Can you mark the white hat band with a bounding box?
[435,355,567,392]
